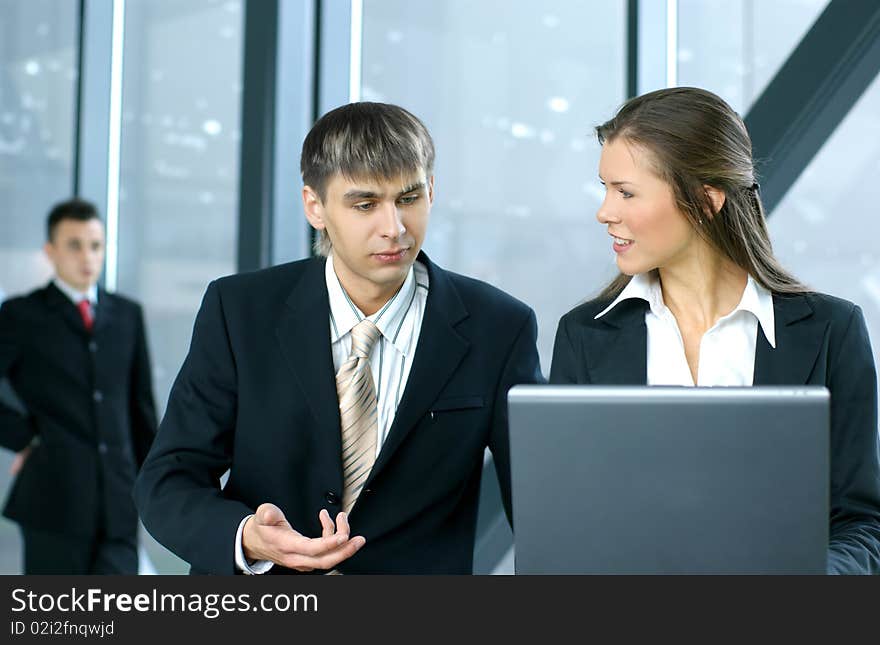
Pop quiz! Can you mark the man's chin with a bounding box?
[364,262,412,289]
[371,264,409,282]
[63,277,95,291]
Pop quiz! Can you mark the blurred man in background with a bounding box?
[0,198,157,574]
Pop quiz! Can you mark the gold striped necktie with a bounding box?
[337,319,382,514]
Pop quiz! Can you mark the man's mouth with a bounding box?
[373,248,409,262]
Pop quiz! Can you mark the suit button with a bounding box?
[98,442,108,454]
[93,390,103,403]
[88,341,98,353]
[325,491,339,505]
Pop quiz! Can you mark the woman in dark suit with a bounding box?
[549,87,880,574]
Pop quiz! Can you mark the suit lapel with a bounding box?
[585,298,649,385]
[367,253,470,483]
[92,289,115,335]
[753,294,827,385]
[43,282,90,337]
[274,258,342,467]
[574,292,823,387]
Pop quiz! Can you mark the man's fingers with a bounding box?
[255,503,289,527]
[252,506,361,568]
[335,512,351,541]
[311,535,366,570]
[284,536,366,572]
[319,509,335,539]
[281,532,353,558]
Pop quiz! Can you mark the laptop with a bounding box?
[508,385,829,574]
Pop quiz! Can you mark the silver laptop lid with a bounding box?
[508,385,829,574]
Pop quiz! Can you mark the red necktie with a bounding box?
[77,299,94,332]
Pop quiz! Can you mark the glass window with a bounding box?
[361,0,627,368]
[678,0,880,389]
[769,72,880,379]
[0,0,79,575]
[0,0,79,300]
[117,0,244,574]
[677,0,828,112]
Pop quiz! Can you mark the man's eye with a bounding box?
[398,195,419,205]
[353,202,374,211]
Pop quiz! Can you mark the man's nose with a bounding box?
[379,203,406,238]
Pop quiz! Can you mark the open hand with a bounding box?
[242,503,365,572]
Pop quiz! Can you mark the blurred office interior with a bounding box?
[1,0,878,573]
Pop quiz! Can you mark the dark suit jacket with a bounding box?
[134,253,542,574]
[549,291,880,574]
[0,283,157,541]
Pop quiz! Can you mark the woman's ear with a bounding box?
[703,185,726,218]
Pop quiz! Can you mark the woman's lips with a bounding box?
[612,238,633,254]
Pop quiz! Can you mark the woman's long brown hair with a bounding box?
[594,87,809,301]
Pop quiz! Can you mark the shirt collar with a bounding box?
[53,277,98,306]
[325,253,420,355]
[595,272,776,348]
[595,272,662,319]
[736,274,776,348]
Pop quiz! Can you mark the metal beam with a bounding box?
[76,0,113,228]
[72,0,86,196]
[237,0,279,272]
[627,0,639,99]
[76,0,124,292]
[745,0,880,213]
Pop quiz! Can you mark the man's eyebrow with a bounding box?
[342,182,426,201]
[397,182,425,197]
[342,189,380,200]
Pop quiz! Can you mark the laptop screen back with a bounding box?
[508,386,829,574]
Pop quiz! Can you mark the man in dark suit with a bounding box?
[134,102,542,574]
[0,199,157,574]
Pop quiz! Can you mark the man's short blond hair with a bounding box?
[301,102,435,256]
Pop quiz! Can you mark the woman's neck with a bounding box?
[658,249,748,332]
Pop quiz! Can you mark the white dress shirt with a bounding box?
[236,254,429,573]
[53,277,98,309]
[595,271,776,386]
